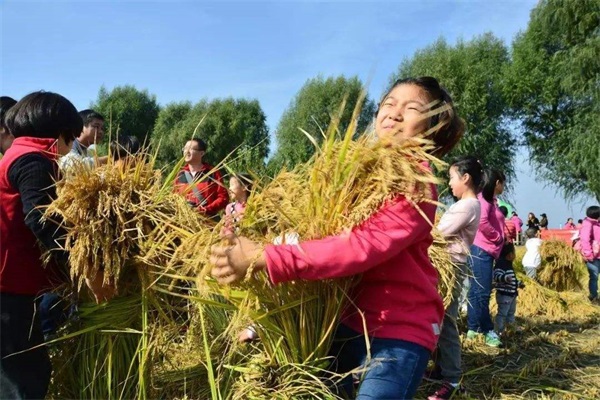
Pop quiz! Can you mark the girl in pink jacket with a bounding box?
[210,76,464,399]
[579,205,600,302]
[466,169,506,348]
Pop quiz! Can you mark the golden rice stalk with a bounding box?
[43,154,212,290]
[429,230,459,308]
[517,276,599,322]
[537,240,587,292]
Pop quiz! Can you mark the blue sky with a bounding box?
[1,0,596,226]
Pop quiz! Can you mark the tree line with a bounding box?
[90,0,600,201]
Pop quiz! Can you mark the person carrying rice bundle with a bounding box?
[0,92,113,399]
[210,76,464,399]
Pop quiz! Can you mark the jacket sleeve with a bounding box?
[9,154,69,265]
[203,170,229,215]
[478,198,503,244]
[580,221,594,261]
[437,201,473,237]
[265,196,435,284]
[493,268,504,283]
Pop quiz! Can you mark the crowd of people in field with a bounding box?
[1,80,598,399]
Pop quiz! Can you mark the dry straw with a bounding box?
[537,240,587,292]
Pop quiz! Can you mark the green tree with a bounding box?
[506,0,600,201]
[268,75,376,173]
[391,33,516,192]
[151,98,270,173]
[92,85,160,144]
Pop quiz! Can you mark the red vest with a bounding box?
[0,137,60,295]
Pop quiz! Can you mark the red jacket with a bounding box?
[174,164,228,216]
[504,219,517,243]
[0,137,61,295]
[265,186,443,352]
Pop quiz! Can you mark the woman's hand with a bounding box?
[210,236,266,285]
[85,272,116,304]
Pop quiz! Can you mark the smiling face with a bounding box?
[182,140,205,165]
[375,83,432,141]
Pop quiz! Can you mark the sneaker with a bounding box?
[428,381,466,400]
[466,330,479,340]
[485,331,502,347]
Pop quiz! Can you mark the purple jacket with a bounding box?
[473,193,505,259]
[579,217,600,261]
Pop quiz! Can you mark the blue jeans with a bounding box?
[495,293,517,332]
[467,245,495,333]
[329,324,431,399]
[587,259,600,299]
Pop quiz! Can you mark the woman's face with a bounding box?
[375,83,432,141]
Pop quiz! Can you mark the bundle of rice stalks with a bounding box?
[45,152,219,398]
[537,240,587,292]
[428,229,460,308]
[49,294,146,400]
[517,276,599,322]
[44,153,213,290]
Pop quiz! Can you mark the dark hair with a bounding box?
[110,135,141,160]
[578,219,583,224]
[4,91,82,142]
[500,242,515,259]
[511,211,517,216]
[586,205,600,220]
[0,96,17,129]
[378,76,464,157]
[540,213,547,218]
[480,169,506,203]
[231,173,253,195]
[525,227,538,239]
[450,156,483,191]
[189,138,207,152]
[79,109,105,127]
[499,205,508,218]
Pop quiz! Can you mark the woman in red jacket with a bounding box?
[210,77,464,399]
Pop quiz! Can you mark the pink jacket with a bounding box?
[265,189,443,352]
[473,193,505,259]
[510,216,523,233]
[579,217,600,261]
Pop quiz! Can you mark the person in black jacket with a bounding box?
[493,242,524,334]
[526,212,540,230]
[539,213,549,230]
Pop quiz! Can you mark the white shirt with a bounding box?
[522,237,543,268]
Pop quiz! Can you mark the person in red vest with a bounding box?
[0,96,17,155]
[0,91,113,399]
[564,217,576,230]
[174,138,228,220]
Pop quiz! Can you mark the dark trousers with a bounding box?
[0,293,52,399]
